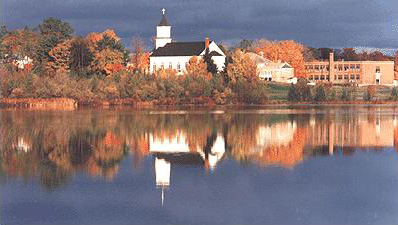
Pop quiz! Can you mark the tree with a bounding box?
[235,39,254,50]
[129,37,149,73]
[342,48,358,61]
[69,37,93,76]
[287,84,298,101]
[314,85,326,102]
[253,39,306,77]
[36,18,74,70]
[226,49,257,84]
[46,39,72,74]
[86,29,127,75]
[37,18,74,57]
[394,50,398,80]
[203,48,217,74]
[184,56,211,80]
[0,25,7,40]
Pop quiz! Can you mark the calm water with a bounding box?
[1,105,398,225]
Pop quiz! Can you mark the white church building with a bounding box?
[149,9,226,75]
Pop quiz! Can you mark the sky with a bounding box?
[1,0,398,51]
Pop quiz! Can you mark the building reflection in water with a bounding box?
[149,130,225,206]
[1,109,398,199]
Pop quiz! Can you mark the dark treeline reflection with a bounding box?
[1,109,398,190]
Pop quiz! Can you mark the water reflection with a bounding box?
[1,108,398,195]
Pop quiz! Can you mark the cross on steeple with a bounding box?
[162,8,166,15]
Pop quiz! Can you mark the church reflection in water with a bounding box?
[1,108,398,204]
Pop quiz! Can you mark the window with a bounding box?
[334,65,337,70]
[315,65,319,71]
[356,64,360,71]
[309,77,313,80]
[344,65,349,71]
[344,75,349,80]
[338,65,343,71]
[338,75,343,80]
[326,66,330,71]
[356,74,360,80]
[376,66,380,73]
[314,76,319,80]
[153,64,156,71]
[350,65,355,71]
[177,63,181,71]
[169,62,172,69]
[350,74,355,80]
[320,75,325,80]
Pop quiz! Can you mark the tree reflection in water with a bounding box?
[1,108,398,190]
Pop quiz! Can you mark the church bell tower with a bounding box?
[155,8,172,49]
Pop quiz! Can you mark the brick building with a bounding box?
[305,52,395,85]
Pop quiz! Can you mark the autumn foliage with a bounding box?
[184,56,212,80]
[253,40,306,77]
[226,49,257,83]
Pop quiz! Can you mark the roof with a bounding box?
[151,42,208,56]
[159,15,169,26]
[246,52,271,64]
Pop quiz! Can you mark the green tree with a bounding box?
[36,18,74,65]
[314,85,326,102]
[287,84,297,102]
[203,48,218,74]
[391,87,398,100]
[97,34,129,65]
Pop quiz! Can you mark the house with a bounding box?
[149,9,226,75]
[246,52,296,83]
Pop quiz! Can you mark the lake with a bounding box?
[1,105,398,225]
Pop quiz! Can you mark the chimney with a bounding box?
[205,35,209,49]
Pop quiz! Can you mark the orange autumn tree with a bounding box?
[184,56,212,80]
[253,39,306,78]
[46,39,72,74]
[86,29,126,75]
[226,49,257,84]
[129,37,149,73]
[155,67,178,78]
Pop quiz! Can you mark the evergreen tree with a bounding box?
[203,48,217,74]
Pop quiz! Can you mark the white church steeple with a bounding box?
[155,8,172,49]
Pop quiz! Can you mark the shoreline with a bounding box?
[1,98,397,110]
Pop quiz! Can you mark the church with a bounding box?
[149,9,226,75]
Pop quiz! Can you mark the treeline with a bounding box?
[287,80,398,102]
[1,18,397,104]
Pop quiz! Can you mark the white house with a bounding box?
[246,52,296,83]
[149,9,226,75]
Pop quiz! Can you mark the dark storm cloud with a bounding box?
[2,0,397,49]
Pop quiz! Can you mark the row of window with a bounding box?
[153,62,184,72]
[309,74,361,81]
[305,64,361,72]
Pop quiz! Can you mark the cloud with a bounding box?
[2,0,397,49]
